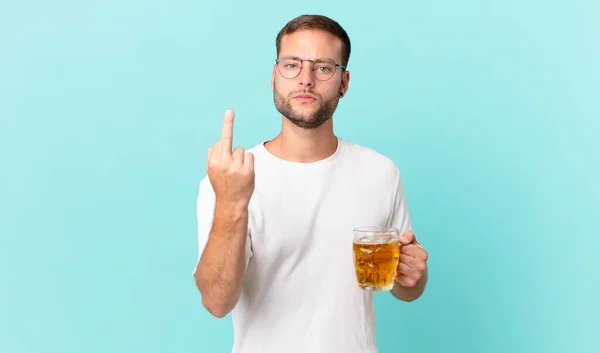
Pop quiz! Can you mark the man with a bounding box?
[193,14,429,353]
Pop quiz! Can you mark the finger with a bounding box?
[399,253,416,266]
[395,274,417,287]
[399,230,415,245]
[402,245,428,261]
[243,151,254,172]
[220,109,234,153]
[206,146,213,169]
[232,146,245,164]
[397,262,421,279]
[399,255,427,272]
[213,140,226,166]
[399,246,420,259]
[401,244,425,257]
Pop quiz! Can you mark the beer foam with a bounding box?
[358,237,375,244]
[357,235,396,244]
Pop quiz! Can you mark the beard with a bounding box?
[273,83,341,129]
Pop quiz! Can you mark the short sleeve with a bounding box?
[387,167,413,234]
[192,176,253,275]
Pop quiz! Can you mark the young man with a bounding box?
[193,14,429,353]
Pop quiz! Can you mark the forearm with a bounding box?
[391,267,428,302]
[194,202,249,317]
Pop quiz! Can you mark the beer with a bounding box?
[353,228,400,291]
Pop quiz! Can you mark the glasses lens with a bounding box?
[277,57,338,80]
[278,58,302,79]
[313,58,336,81]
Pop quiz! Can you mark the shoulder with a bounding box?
[245,141,265,154]
[240,141,267,164]
[340,138,400,175]
[338,138,404,192]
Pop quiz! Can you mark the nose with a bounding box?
[297,60,315,87]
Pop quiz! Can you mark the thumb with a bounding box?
[399,230,415,245]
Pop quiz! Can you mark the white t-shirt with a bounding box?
[194,137,412,353]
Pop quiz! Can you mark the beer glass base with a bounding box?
[359,283,394,292]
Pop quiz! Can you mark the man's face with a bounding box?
[272,29,349,129]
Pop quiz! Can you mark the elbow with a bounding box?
[194,279,231,318]
[193,271,236,318]
[202,296,231,318]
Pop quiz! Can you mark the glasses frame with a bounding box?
[275,56,347,81]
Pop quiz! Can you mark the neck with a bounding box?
[265,117,338,163]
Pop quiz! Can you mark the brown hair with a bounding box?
[275,14,351,67]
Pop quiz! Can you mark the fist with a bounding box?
[395,230,428,287]
[206,109,255,208]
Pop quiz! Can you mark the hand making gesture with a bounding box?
[206,109,255,209]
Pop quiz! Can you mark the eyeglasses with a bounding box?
[275,56,346,81]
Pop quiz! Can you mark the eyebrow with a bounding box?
[278,55,301,60]
[278,55,336,62]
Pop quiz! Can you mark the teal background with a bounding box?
[1,0,598,352]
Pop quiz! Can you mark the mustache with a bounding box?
[288,90,321,99]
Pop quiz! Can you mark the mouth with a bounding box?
[292,94,317,102]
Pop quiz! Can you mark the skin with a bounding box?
[268,29,428,301]
[265,29,349,163]
[194,109,255,318]
[194,28,428,318]
[394,230,429,302]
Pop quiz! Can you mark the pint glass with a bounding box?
[352,227,401,291]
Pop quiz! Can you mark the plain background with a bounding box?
[1,1,598,352]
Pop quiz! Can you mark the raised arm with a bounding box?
[193,109,255,318]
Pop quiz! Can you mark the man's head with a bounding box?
[271,15,351,129]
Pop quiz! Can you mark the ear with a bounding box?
[340,69,350,97]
